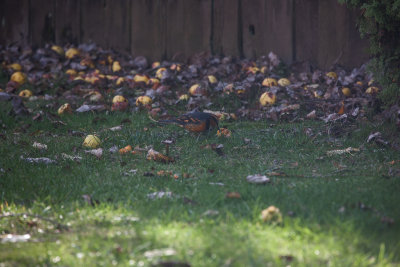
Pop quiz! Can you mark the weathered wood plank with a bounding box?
[242,0,293,62]
[295,0,368,69]
[80,0,107,47]
[0,0,369,69]
[0,0,30,46]
[294,0,319,66]
[263,0,293,63]
[103,0,131,52]
[212,0,240,57]
[165,0,212,61]
[30,0,56,46]
[317,1,368,69]
[55,0,80,45]
[131,0,164,61]
[241,0,266,59]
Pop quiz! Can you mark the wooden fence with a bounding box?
[0,0,369,69]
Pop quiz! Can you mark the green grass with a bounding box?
[1,101,399,266]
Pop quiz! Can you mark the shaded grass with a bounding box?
[0,101,400,266]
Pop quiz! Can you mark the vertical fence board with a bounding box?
[295,0,369,69]
[131,0,164,61]
[241,0,266,59]
[104,0,131,52]
[30,0,56,46]
[294,0,319,65]
[263,0,293,63]
[55,0,80,45]
[212,0,240,57]
[165,0,211,61]
[0,0,29,46]
[317,1,349,69]
[0,0,369,69]
[242,0,293,61]
[80,0,107,47]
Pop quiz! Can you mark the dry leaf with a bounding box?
[76,104,106,113]
[216,128,231,137]
[32,142,47,150]
[246,174,270,184]
[147,191,173,199]
[306,110,316,119]
[147,149,174,163]
[61,153,82,162]
[326,147,360,156]
[109,125,123,131]
[225,192,241,199]
[119,145,132,154]
[21,156,56,164]
[85,148,103,158]
[367,132,389,146]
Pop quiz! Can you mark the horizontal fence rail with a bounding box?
[0,0,369,69]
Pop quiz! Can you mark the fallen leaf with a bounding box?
[306,110,316,119]
[61,153,82,162]
[367,132,389,146]
[246,174,271,184]
[326,147,360,156]
[32,142,47,150]
[109,125,123,131]
[208,182,224,187]
[21,156,56,164]
[147,149,174,163]
[338,102,345,115]
[76,104,106,113]
[323,113,348,123]
[84,148,103,158]
[109,145,119,153]
[216,128,231,137]
[119,145,132,154]
[225,192,241,199]
[147,191,173,199]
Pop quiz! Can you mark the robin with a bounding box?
[159,111,220,133]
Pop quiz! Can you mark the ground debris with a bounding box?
[21,156,57,164]
[246,174,271,184]
[326,147,360,156]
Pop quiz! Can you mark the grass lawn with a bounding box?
[0,100,399,266]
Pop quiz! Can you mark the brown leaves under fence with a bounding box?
[0,42,389,129]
